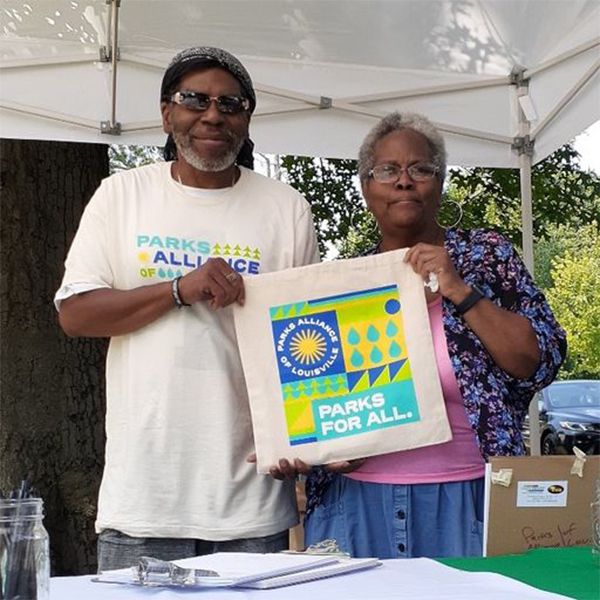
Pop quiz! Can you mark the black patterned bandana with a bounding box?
[160,46,256,168]
[161,46,256,112]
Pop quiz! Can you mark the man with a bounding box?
[55,47,320,571]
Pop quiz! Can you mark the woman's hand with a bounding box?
[404,242,470,304]
[404,242,540,379]
[324,458,366,474]
[265,457,366,478]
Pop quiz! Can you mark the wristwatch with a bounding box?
[455,285,485,315]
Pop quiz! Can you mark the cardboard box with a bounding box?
[484,455,599,556]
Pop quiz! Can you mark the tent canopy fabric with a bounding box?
[1,0,598,166]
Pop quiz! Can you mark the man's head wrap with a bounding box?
[160,46,256,170]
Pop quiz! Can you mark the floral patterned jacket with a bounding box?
[305,227,567,516]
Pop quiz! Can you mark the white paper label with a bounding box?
[516,481,568,507]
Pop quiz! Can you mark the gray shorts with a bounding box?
[97,528,289,572]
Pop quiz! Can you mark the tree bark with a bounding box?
[0,139,109,575]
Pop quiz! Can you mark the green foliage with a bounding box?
[109,144,163,174]
[534,222,599,290]
[337,212,379,258]
[545,222,600,379]
[449,144,600,246]
[280,156,365,258]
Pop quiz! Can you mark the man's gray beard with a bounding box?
[173,132,244,173]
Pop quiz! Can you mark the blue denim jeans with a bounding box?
[97,528,289,572]
[304,475,484,559]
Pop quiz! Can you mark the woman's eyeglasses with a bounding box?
[368,163,439,183]
[170,91,250,114]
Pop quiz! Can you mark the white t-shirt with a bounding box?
[55,162,320,539]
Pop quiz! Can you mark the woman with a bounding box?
[298,112,567,559]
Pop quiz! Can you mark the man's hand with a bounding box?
[178,257,245,309]
[269,458,312,480]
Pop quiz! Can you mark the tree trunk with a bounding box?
[0,139,109,575]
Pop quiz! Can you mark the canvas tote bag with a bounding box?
[233,249,451,473]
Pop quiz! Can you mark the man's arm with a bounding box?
[59,284,173,337]
[59,258,244,338]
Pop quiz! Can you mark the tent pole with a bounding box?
[520,153,540,455]
[101,0,122,135]
[513,68,540,456]
[524,37,599,77]
[519,152,534,273]
[109,1,119,129]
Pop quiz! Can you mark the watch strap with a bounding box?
[455,286,484,315]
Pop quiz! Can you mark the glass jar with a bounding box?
[0,498,50,600]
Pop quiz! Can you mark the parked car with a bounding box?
[523,380,600,455]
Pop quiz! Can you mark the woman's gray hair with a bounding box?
[358,112,447,182]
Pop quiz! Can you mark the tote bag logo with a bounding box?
[270,285,420,445]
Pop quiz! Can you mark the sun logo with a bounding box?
[289,329,327,365]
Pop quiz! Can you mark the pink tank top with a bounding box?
[346,297,485,484]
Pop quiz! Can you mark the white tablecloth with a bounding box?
[51,558,571,600]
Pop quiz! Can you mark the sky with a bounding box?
[573,121,600,174]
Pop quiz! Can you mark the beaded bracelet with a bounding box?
[171,276,191,308]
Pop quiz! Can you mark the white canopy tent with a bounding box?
[2,2,598,159]
[2,0,599,452]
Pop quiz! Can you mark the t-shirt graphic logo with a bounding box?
[136,234,261,279]
[270,284,420,445]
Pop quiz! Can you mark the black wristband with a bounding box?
[171,276,191,308]
[455,286,484,315]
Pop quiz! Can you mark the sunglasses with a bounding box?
[170,91,250,114]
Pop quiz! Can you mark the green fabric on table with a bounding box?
[439,547,599,600]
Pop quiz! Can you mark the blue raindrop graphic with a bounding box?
[386,320,399,337]
[347,328,361,345]
[366,325,380,342]
[389,341,401,358]
[350,350,364,367]
[370,346,383,363]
